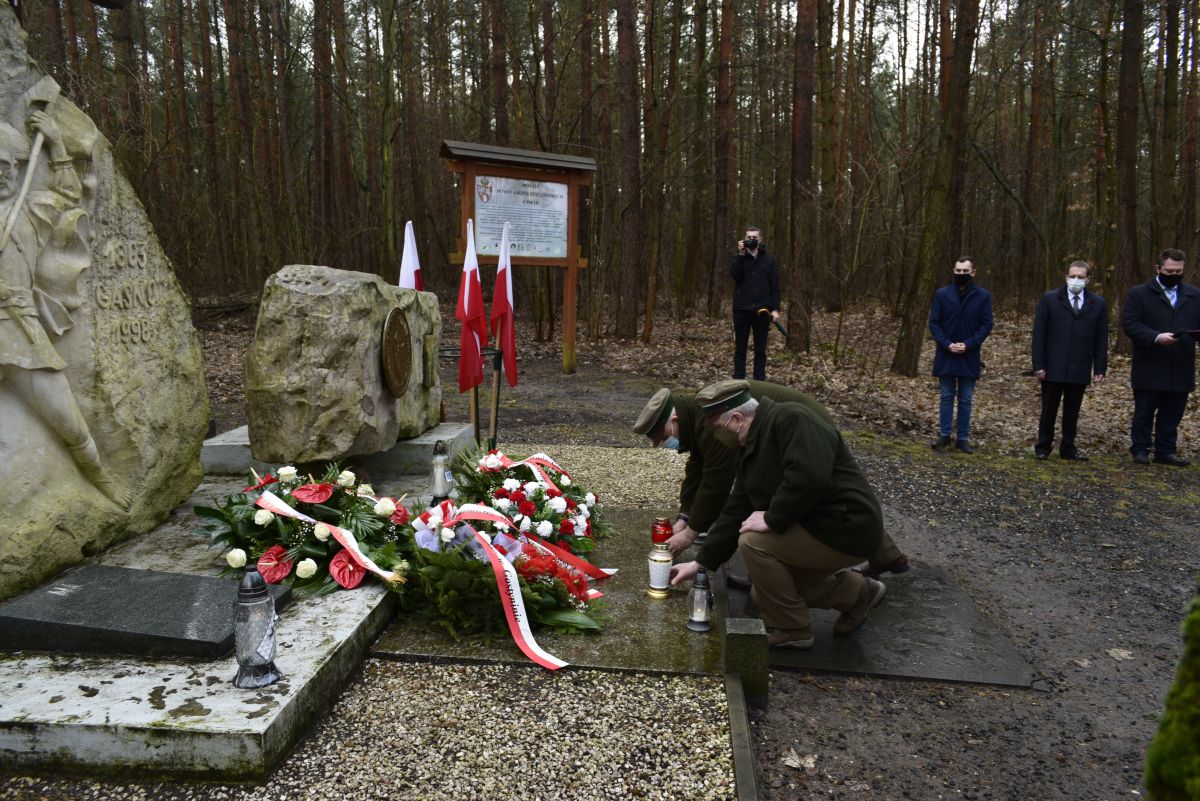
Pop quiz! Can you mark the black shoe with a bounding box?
[1035,450,1050,460]
[856,554,911,579]
[1060,452,1089,462]
[955,439,974,454]
[1154,453,1191,466]
[725,572,753,590]
[1133,451,1151,464]
[932,435,951,450]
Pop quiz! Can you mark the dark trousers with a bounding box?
[733,309,771,380]
[1131,389,1190,457]
[1036,381,1086,456]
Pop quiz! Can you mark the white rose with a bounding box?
[518,516,531,532]
[536,520,553,538]
[337,470,356,487]
[314,524,331,542]
[502,478,521,492]
[548,496,567,514]
[523,481,541,495]
[560,476,572,486]
[296,558,318,579]
[440,527,456,543]
[374,497,397,517]
[356,484,376,497]
[225,548,247,569]
[585,492,596,505]
[492,497,512,511]
[277,466,298,482]
[254,509,275,526]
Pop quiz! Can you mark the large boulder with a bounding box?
[0,7,208,599]
[245,265,441,463]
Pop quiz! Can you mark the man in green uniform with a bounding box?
[666,380,888,648]
[632,380,908,577]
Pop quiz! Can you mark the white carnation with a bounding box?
[492,497,512,511]
[374,497,397,517]
[482,454,504,469]
[502,478,521,492]
[548,496,567,514]
[494,522,510,532]
[440,527,456,543]
[337,469,356,487]
[560,476,572,486]
[277,466,298,482]
[523,481,541,495]
[585,492,596,505]
[518,516,531,532]
[536,520,553,537]
[254,509,275,527]
[225,548,247,569]
[296,558,318,579]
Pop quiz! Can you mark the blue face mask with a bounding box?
[660,436,681,451]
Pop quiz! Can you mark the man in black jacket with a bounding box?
[1031,260,1108,461]
[1122,248,1200,466]
[730,226,781,380]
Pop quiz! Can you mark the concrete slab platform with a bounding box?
[0,478,396,781]
[201,421,474,477]
[726,559,1039,688]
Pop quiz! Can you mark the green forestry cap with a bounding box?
[696,379,753,417]
[632,388,674,437]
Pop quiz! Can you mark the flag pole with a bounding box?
[470,385,480,446]
[488,349,502,450]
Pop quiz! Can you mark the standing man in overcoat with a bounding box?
[730,226,781,381]
[1122,248,1200,465]
[1031,260,1108,461]
[929,257,994,452]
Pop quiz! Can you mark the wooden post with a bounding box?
[469,385,480,446]
[563,173,580,373]
[487,350,502,449]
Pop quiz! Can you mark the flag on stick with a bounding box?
[398,220,424,291]
[456,219,487,392]
[490,222,518,387]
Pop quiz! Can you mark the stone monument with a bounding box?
[0,6,208,600]
[244,265,440,463]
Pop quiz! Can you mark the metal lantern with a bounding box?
[646,542,672,599]
[429,440,453,504]
[686,568,713,632]
[233,566,282,689]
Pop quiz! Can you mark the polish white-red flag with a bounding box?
[398,220,424,291]
[490,222,518,387]
[456,219,487,392]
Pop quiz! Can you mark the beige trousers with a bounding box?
[739,523,866,631]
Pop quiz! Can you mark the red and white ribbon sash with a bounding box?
[256,490,401,585]
[487,453,570,492]
[522,531,618,581]
[470,526,567,670]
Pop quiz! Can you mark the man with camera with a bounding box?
[730,226,781,381]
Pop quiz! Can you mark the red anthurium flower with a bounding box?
[390,505,410,526]
[292,483,335,504]
[329,549,365,589]
[257,545,293,584]
[242,474,278,493]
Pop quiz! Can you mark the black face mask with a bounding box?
[745,239,759,251]
[1160,273,1183,288]
[953,273,973,287]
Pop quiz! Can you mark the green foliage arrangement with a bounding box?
[1145,578,1200,801]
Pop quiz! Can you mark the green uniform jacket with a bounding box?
[695,396,884,571]
[674,381,835,533]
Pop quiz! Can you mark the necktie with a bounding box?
[1073,294,1080,313]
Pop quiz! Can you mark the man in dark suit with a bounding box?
[1031,260,1108,461]
[1122,248,1200,465]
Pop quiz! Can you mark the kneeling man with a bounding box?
[669,380,887,649]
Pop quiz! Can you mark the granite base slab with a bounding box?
[726,559,1039,687]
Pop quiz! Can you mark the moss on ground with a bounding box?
[1145,580,1200,801]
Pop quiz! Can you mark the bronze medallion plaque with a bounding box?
[381,308,413,396]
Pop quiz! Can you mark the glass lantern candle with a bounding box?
[233,566,282,689]
[646,542,672,599]
[429,439,453,504]
[686,568,713,632]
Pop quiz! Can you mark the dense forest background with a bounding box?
[14,0,1199,373]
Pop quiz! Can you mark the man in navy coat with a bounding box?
[1122,248,1200,465]
[1031,260,1108,461]
[929,257,994,452]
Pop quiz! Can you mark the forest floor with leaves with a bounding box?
[191,301,1199,800]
